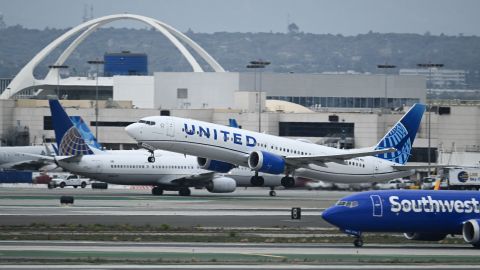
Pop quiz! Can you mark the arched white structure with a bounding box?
[1,13,225,99]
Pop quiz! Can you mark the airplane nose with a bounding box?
[125,123,140,139]
[321,207,341,226]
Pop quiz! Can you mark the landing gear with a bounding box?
[147,151,155,163]
[152,186,163,196]
[353,237,364,247]
[250,171,264,186]
[179,187,191,196]
[281,176,295,188]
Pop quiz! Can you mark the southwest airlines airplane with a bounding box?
[322,190,480,248]
[43,100,286,196]
[125,104,426,186]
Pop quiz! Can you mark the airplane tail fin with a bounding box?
[69,116,102,150]
[228,118,240,128]
[49,99,95,156]
[374,103,426,164]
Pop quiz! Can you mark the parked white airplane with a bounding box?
[0,145,55,170]
[44,100,286,196]
[125,104,426,186]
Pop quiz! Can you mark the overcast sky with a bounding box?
[1,0,479,36]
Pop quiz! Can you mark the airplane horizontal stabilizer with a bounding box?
[56,155,83,163]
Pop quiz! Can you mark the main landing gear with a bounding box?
[250,171,264,186]
[179,187,191,196]
[280,176,295,188]
[152,186,163,196]
[152,186,191,196]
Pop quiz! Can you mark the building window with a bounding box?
[279,122,354,138]
[177,88,188,99]
[409,148,438,163]
[90,121,134,127]
[43,116,53,130]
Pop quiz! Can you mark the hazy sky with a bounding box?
[1,0,479,35]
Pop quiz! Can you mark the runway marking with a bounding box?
[244,253,286,259]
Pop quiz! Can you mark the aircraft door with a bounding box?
[373,160,380,178]
[370,195,383,217]
[166,121,175,137]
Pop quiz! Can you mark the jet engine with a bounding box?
[403,232,447,241]
[206,177,237,193]
[197,157,235,173]
[248,151,285,174]
[462,219,480,248]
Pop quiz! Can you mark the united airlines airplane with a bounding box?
[0,115,101,171]
[43,100,286,196]
[323,190,480,248]
[125,104,426,186]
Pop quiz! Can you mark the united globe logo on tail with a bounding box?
[375,104,425,165]
[58,126,94,156]
[376,123,411,164]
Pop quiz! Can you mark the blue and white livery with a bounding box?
[322,190,480,248]
[125,104,426,186]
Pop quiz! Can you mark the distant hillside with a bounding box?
[1,26,479,88]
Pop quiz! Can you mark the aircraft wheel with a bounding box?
[148,156,155,163]
[250,176,264,186]
[179,188,191,196]
[269,190,276,197]
[152,187,163,196]
[353,238,364,248]
[281,177,295,188]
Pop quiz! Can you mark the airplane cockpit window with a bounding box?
[138,120,156,126]
[335,200,359,208]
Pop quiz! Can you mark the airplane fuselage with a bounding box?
[323,190,480,235]
[126,117,413,183]
[57,152,284,187]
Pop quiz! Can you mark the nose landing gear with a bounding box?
[353,236,364,247]
[147,150,155,163]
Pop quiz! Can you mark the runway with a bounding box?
[0,186,338,227]
[1,186,478,269]
[1,240,480,269]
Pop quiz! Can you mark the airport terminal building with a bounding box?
[0,13,478,175]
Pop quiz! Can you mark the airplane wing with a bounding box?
[0,160,50,171]
[159,172,216,186]
[392,164,455,171]
[285,147,397,167]
[14,152,55,161]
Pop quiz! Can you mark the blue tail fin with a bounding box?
[49,100,94,156]
[69,116,102,150]
[228,118,240,128]
[375,103,426,164]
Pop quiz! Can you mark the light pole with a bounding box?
[246,60,270,132]
[48,65,69,98]
[87,59,105,139]
[377,64,396,110]
[417,63,444,177]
